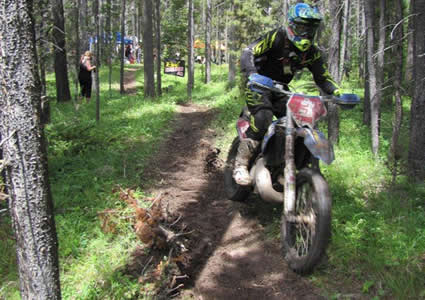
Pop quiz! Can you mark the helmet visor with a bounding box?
[290,22,318,39]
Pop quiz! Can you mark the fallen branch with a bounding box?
[157,224,194,243]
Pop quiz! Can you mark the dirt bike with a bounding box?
[224,74,360,274]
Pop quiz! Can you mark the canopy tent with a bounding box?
[193,39,226,50]
[115,32,134,45]
[194,39,205,49]
[89,32,134,46]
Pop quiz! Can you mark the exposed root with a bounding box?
[110,186,193,298]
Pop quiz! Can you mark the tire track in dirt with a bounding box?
[140,103,327,299]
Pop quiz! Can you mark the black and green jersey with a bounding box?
[240,27,339,95]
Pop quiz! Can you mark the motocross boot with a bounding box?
[233,138,259,186]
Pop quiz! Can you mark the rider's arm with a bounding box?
[240,29,279,77]
[307,48,339,95]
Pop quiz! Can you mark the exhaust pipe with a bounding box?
[254,158,284,204]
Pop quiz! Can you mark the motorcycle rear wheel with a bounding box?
[281,168,331,274]
[224,137,251,202]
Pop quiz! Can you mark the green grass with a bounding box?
[1,62,424,299]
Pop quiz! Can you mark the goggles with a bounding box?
[290,22,318,39]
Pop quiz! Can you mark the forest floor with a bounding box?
[121,68,329,299]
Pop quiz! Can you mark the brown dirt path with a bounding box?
[138,103,327,300]
[123,66,139,94]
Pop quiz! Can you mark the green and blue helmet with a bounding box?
[287,3,322,52]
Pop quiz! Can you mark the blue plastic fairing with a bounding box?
[247,74,274,94]
[335,94,361,105]
[261,121,278,153]
[301,128,335,165]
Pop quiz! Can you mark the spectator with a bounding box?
[78,51,96,103]
[125,44,132,63]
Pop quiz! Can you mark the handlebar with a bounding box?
[247,73,361,107]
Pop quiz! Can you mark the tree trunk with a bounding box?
[370,0,385,156]
[74,0,81,106]
[228,1,237,88]
[406,0,414,85]
[358,0,366,80]
[155,0,162,97]
[408,0,425,181]
[120,0,126,94]
[187,0,195,100]
[36,0,50,124]
[327,0,342,145]
[215,5,220,65]
[80,0,89,52]
[283,0,288,21]
[143,0,156,98]
[95,0,100,122]
[364,0,377,131]
[0,1,61,298]
[205,0,211,83]
[52,0,71,102]
[339,0,350,82]
[106,0,113,98]
[388,0,404,184]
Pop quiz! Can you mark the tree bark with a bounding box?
[52,0,71,102]
[339,0,350,82]
[155,0,162,97]
[94,0,100,122]
[36,0,50,124]
[388,0,404,184]
[363,0,377,131]
[406,0,414,85]
[74,0,81,103]
[370,0,385,156]
[0,1,61,298]
[187,0,195,100]
[143,0,156,97]
[120,0,126,94]
[228,1,237,88]
[327,0,342,145]
[80,0,89,52]
[205,0,211,83]
[106,0,113,98]
[408,0,425,181]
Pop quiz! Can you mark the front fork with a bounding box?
[284,110,296,215]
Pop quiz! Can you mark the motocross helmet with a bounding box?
[287,3,322,52]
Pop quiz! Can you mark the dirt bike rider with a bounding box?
[233,3,341,186]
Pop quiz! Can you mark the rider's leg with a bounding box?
[233,92,274,185]
[233,138,259,185]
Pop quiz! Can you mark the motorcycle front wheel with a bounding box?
[281,168,331,274]
[224,137,251,202]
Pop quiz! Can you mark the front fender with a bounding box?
[297,128,335,165]
[261,120,278,153]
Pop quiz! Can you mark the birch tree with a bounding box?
[0,0,61,298]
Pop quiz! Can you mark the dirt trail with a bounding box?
[123,70,326,299]
[140,104,326,300]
